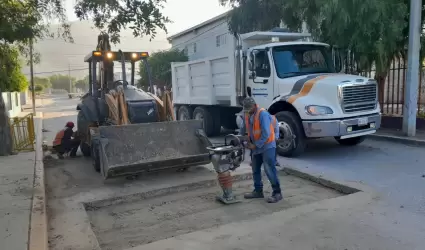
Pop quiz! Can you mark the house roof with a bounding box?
[167,10,231,41]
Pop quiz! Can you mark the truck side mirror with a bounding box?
[248,51,254,71]
[332,47,342,72]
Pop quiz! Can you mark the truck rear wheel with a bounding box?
[193,106,216,136]
[335,136,366,146]
[178,105,193,120]
[275,111,307,157]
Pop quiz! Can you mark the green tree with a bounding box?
[34,84,44,93]
[75,0,170,44]
[75,75,89,90]
[34,77,51,89]
[219,0,285,33]
[49,74,76,92]
[0,44,29,156]
[138,50,188,90]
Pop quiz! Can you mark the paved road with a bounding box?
[40,94,425,216]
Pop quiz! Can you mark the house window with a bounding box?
[183,46,188,55]
[15,93,19,106]
[216,34,227,47]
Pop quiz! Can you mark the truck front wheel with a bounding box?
[335,136,366,146]
[275,111,307,157]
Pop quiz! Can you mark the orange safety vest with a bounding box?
[53,129,65,146]
[245,106,275,145]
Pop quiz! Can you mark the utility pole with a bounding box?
[403,0,422,137]
[29,39,36,115]
[68,62,72,93]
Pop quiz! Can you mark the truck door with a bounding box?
[247,49,274,109]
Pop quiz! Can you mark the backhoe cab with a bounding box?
[84,50,151,93]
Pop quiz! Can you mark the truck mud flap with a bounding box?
[97,120,212,179]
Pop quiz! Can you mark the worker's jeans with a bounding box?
[54,139,80,157]
[251,147,281,194]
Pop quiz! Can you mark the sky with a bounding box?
[22,0,231,78]
[65,0,231,36]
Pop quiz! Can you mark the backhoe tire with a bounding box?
[193,106,215,137]
[275,111,307,157]
[80,142,91,157]
[178,105,193,121]
[92,145,100,172]
[335,136,366,146]
[77,111,91,157]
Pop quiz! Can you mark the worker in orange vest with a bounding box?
[239,97,282,203]
[52,121,80,159]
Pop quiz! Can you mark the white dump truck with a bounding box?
[171,30,381,157]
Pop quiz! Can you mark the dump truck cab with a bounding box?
[243,35,381,156]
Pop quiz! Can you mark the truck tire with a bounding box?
[91,144,100,172]
[177,105,193,120]
[210,108,222,136]
[77,111,91,157]
[335,136,366,146]
[221,112,238,130]
[275,111,307,157]
[193,106,215,136]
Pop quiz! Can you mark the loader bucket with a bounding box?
[96,120,212,179]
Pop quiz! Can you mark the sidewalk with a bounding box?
[0,152,35,250]
[0,115,46,250]
[368,128,425,147]
[22,96,54,110]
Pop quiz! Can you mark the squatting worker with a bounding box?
[52,121,80,159]
[239,97,282,203]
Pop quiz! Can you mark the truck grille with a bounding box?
[341,82,377,113]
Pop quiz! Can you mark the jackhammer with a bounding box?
[207,134,247,204]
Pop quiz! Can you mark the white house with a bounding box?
[167,12,310,61]
[167,11,234,61]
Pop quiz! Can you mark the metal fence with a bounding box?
[9,114,35,152]
[345,57,425,117]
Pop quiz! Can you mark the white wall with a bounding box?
[2,91,24,117]
[169,20,235,61]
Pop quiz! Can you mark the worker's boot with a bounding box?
[244,190,264,199]
[266,192,283,203]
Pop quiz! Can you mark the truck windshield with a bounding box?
[272,45,335,78]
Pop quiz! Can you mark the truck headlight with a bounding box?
[305,105,333,115]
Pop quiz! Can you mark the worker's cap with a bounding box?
[65,121,75,128]
[242,97,257,112]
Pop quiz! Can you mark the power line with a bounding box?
[24,68,88,75]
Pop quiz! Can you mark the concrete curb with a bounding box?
[28,113,48,250]
[367,133,425,147]
[281,165,377,195]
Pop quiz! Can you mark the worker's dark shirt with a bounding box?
[61,127,74,148]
